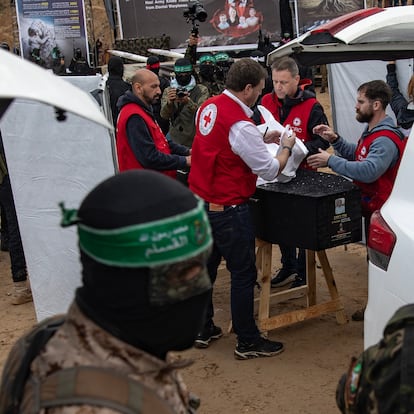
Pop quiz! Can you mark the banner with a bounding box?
[297,0,365,34]
[15,0,89,70]
[117,0,281,50]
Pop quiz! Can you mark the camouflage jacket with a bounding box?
[200,78,225,97]
[20,301,197,414]
[160,84,209,147]
[337,303,414,414]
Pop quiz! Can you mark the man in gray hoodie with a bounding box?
[308,80,406,322]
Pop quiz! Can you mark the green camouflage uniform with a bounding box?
[336,303,414,414]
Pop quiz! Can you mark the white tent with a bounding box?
[329,59,413,144]
[0,72,115,321]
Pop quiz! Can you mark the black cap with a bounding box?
[147,55,160,65]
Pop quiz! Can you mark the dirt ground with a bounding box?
[0,244,368,413]
[0,87,369,413]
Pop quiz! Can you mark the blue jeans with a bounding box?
[204,203,260,343]
[279,244,306,280]
[0,175,27,282]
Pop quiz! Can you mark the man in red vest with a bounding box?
[261,57,330,291]
[308,80,406,321]
[116,69,191,179]
[189,58,296,359]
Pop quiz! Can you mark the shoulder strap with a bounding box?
[6,315,65,414]
[32,366,175,414]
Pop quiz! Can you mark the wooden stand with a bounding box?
[255,239,348,332]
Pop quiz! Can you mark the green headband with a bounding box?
[214,52,229,62]
[60,199,212,268]
[199,55,216,64]
[174,64,193,73]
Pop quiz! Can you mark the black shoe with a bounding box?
[352,307,366,321]
[271,268,297,288]
[234,337,284,360]
[194,324,223,349]
[290,276,306,288]
[287,276,307,300]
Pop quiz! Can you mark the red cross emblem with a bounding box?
[203,110,213,128]
[199,103,217,135]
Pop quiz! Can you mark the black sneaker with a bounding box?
[194,324,223,349]
[271,268,297,288]
[288,276,307,300]
[234,337,284,360]
[290,276,306,288]
[351,307,366,321]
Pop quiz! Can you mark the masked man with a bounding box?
[160,58,209,147]
[0,170,213,413]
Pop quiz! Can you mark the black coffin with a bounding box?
[250,169,362,251]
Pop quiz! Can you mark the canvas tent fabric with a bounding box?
[0,76,115,321]
[329,59,413,144]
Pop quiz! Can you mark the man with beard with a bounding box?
[160,58,209,147]
[116,69,191,179]
[308,80,406,321]
[0,170,213,413]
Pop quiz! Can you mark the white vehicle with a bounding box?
[267,6,414,67]
[268,6,414,349]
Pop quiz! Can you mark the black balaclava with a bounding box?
[199,54,216,82]
[108,56,124,77]
[174,58,193,87]
[74,48,82,60]
[68,170,212,360]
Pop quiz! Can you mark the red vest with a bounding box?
[116,103,176,178]
[354,129,406,217]
[189,94,257,205]
[261,92,317,169]
[261,92,316,143]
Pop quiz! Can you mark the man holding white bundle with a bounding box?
[189,58,296,359]
[258,106,309,184]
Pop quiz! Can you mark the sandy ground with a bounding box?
[0,87,369,413]
[0,243,368,413]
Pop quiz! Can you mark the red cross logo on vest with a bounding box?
[199,103,217,136]
[203,110,212,128]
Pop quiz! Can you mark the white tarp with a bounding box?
[0,76,115,321]
[329,59,413,143]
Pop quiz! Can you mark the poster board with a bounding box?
[115,0,366,52]
[15,0,90,70]
[116,0,281,51]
